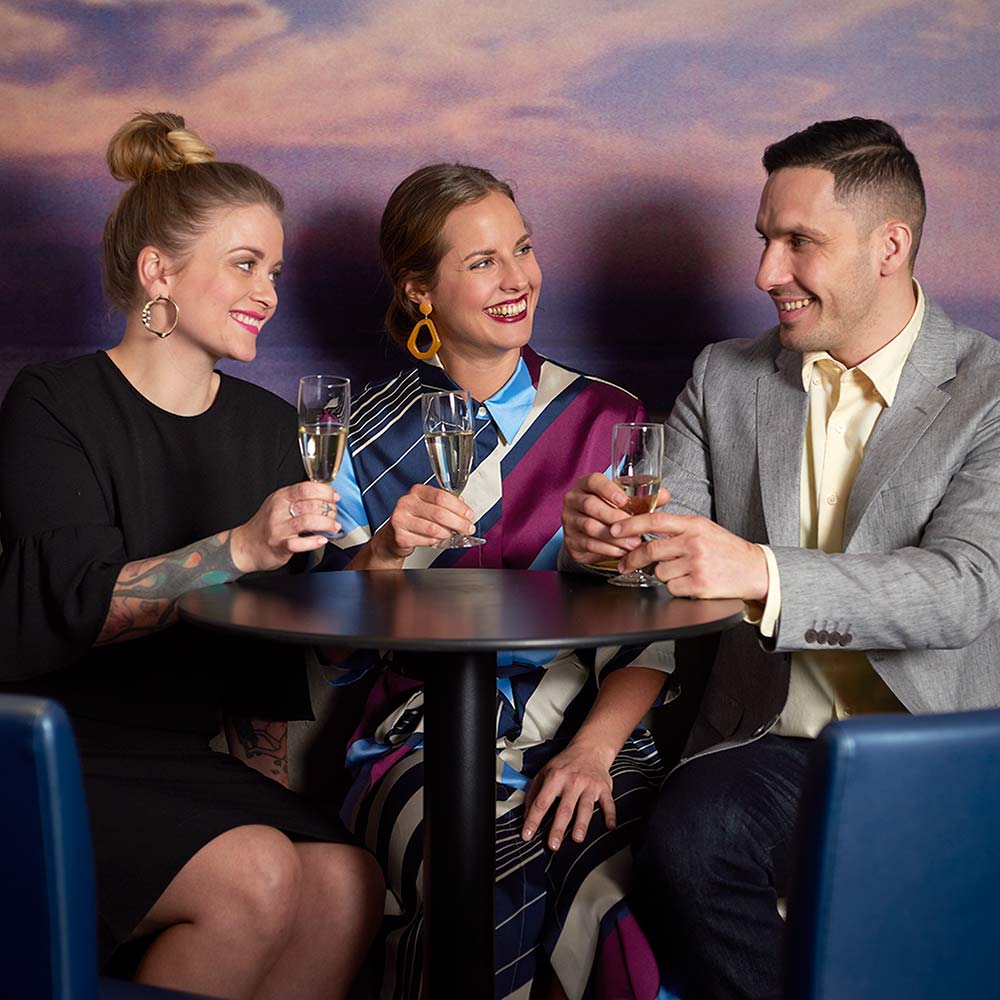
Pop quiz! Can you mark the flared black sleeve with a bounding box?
[1,367,127,679]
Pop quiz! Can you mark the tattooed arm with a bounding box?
[94,481,343,647]
[95,530,242,645]
[225,715,289,787]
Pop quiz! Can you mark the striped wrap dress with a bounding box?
[323,347,675,1000]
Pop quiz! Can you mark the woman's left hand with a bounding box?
[521,742,616,851]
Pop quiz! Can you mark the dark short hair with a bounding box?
[762,117,926,266]
[379,163,517,346]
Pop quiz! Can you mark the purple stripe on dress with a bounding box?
[369,743,419,788]
[595,909,662,999]
[452,517,503,567]
[501,382,644,564]
[522,345,543,386]
[348,668,423,745]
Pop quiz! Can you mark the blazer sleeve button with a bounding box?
[840,633,853,646]
[816,630,828,644]
[804,628,817,643]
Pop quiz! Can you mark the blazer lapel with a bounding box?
[844,299,957,546]
[756,348,808,547]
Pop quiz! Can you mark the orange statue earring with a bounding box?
[406,302,441,360]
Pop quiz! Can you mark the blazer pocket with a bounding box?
[879,472,954,513]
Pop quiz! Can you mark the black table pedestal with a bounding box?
[415,650,496,995]
[177,570,744,997]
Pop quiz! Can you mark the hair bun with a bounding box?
[107,110,215,183]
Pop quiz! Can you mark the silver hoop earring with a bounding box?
[141,295,180,338]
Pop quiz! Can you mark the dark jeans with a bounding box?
[632,735,813,1000]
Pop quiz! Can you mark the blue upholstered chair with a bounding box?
[0,694,209,999]
[784,708,1000,999]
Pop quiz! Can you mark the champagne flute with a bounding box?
[421,390,486,548]
[608,422,664,587]
[297,375,350,539]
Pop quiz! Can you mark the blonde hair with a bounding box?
[101,111,284,311]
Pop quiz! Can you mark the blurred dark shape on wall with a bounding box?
[3,174,108,345]
[284,201,399,392]
[1,166,112,393]
[580,186,727,419]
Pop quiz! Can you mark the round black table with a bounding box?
[179,568,744,996]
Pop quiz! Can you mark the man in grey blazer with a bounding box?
[561,117,1000,998]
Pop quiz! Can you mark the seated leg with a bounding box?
[133,824,303,999]
[632,736,812,1000]
[254,841,384,1000]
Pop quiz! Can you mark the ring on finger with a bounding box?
[288,501,296,519]
[321,501,332,516]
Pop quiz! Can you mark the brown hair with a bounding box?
[101,111,285,312]
[379,163,517,346]
[762,117,926,267]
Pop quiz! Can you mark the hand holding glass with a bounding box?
[608,422,664,587]
[297,375,350,539]
[421,390,485,548]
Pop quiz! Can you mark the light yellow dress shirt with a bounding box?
[756,282,926,737]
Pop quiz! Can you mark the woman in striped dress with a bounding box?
[323,164,674,1000]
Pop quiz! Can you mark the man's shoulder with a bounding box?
[919,296,1000,383]
[695,328,785,379]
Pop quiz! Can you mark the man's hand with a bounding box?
[611,512,769,602]
[562,473,671,565]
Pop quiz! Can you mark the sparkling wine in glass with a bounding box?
[297,375,350,539]
[421,390,485,548]
[608,422,664,587]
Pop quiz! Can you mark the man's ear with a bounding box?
[877,221,913,277]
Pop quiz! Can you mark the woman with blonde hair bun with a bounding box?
[0,111,383,999]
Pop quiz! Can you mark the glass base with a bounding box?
[436,532,486,549]
[608,569,662,588]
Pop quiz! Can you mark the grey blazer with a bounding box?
[659,296,1000,758]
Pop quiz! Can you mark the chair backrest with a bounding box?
[785,709,1000,999]
[0,694,99,1000]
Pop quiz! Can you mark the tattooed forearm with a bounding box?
[95,530,243,646]
[226,716,289,785]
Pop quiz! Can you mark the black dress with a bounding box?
[0,352,351,964]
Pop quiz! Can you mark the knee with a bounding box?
[355,848,386,915]
[210,825,303,941]
[298,843,385,927]
[348,848,386,930]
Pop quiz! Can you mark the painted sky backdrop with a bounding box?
[2,0,998,412]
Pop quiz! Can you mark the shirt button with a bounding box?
[812,375,821,386]
[835,422,846,434]
[826,494,839,505]
[477,406,487,418]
